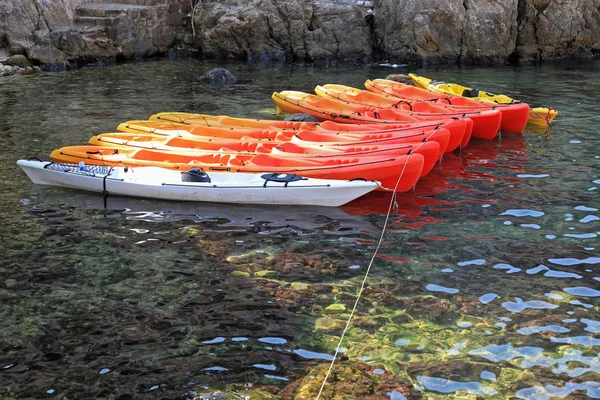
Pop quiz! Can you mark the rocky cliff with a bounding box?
[194,0,600,63]
[1,0,599,67]
[0,0,192,68]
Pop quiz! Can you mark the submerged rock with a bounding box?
[281,362,420,399]
[385,74,413,85]
[254,270,279,278]
[283,113,319,122]
[315,317,346,332]
[324,303,347,314]
[198,68,238,88]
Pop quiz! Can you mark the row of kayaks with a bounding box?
[18,75,557,207]
[408,73,558,126]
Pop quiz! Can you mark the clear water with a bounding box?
[0,59,599,399]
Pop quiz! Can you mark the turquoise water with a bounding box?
[0,59,599,399]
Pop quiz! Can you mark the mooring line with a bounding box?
[315,137,430,399]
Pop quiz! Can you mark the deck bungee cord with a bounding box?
[315,139,426,399]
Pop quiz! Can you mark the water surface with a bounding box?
[0,59,599,399]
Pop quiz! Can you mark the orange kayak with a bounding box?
[289,127,450,159]
[119,119,449,140]
[272,91,468,152]
[315,84,502,141]
[50,146,425,192]
[148,112,439,134]
[117,121,451,160]
[90,133,441,177]
[365,79,530,133]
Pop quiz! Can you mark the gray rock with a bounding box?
[283,113,319,122]
[193,0,374,61]
[198,68,238,88]
[385,74,413,85]
[6,54,31,67]
[198,393,232,400]
[1,0,600,66]
[28,45,66,65]
[0,64,17,76]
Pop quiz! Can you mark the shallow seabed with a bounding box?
[0,59,599,399]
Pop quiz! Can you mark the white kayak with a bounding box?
[17,159,379,207]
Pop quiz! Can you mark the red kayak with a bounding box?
[315,84,501,141]
[365,79,530,133]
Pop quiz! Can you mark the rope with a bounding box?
[315,139,426,399]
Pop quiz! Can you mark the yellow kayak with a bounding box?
[409,73,558,127]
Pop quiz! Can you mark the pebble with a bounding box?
[0,63,39,77]
[5,279,17,288]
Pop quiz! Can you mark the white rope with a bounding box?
[315,136,430,399]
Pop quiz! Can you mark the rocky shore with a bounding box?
[1,0,599,69]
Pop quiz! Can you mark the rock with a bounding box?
[290,282,310,291]
[1,0,600,66]
[515,0,600,62]
[122,37,158,59]
[385,74,413,85]
[6,54,31,67]
[254,270,278,278]
[285,363,421,399]
[22,66,34,75]
[324,303,347,314]
[315,317,346,332]
[198,68,238,88]
[5,279,17,288]
[197,392,231,400]
[28,44,67,65]
[194,0,374,61]
[283,113,319,122]
[0,64,16,76]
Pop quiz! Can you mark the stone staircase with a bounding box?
[67,0,190,59]
[74,1,168,28]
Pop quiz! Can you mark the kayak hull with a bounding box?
[365,79,530,134]
[17,160,379,207]
[49,146,425,192]
[529,107,559,126]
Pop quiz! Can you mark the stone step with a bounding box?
[74,16,121,27]
[82,0,164,5]
[75,3,155,18]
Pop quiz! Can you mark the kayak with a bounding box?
[116,121,451,159]
[149,112,439,134]
[17,159,379,207]
[147,113,465,138]
[118,119,450,142]
[408,73,557,127]
[49,146,425,192]
[90,132,441,177]
[149,112,317,130]
[288,128,450,160]
[315,84,502,141]
[365,79,530,133]
[272,91,468,152]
